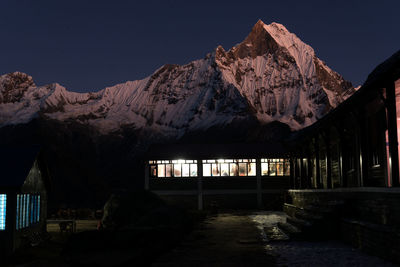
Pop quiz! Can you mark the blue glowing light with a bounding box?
[0,194,6,230]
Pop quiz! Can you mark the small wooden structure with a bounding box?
[0,147,50,254]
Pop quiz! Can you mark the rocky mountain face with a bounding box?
[0,20,353,137]
[0,20,354,208]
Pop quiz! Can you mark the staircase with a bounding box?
[276,200,344,241]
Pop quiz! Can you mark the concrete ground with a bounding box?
[153,211,395,267]
[153,211,276,266]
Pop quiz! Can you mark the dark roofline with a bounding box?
[291,49,400,141]
[145,142,289,160]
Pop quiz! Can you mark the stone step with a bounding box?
[308,200,344,211]
[277,222,303,240]
[295,210,323,222]
[287,217,312,230]
[303,205,336,216]
[283,203,303,218]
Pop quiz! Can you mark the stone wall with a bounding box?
[287,188,400,264]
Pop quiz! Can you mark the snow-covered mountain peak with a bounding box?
[0,21,354,135]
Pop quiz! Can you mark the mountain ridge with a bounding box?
[0,20,354,137]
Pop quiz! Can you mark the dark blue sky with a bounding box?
[1,0,399,92]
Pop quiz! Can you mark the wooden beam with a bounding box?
[325,132,332,189]
[386,82,400,187]
[315,137,322,188]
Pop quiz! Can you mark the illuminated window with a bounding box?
[261,162,269,175]
[261,159,290,176]
[270,161,277,176]
[284,161,290,176]
[173,164,181,177]
[37,195,40,223]
[247,162,256,176]
[150,166,157,177]
[149,160,198,178]
[165,164,172,177]
[238,163,247,176]
[0,194,6,230]
[202,159,256,177]
[203,163,211,176]
[212,164,220,176]
[158,164,165,177]
[16,193,38,230]
[190,164,198,176]
[227,163,235,176]
[182,164,190,177]
[221,163,229,176]
[29,195,40,224]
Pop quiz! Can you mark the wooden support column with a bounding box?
[197,159,203,210]
[386,81,400,187]
[256,158,262,209]
[307,154,313,188]
[325,133,332,189]
[315,138,321,188]
[299,157,303,189]
[358,109,368,187]
[290,156,295,189]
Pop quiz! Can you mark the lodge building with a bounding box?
[145,143,291,210]
[144,51,400,212]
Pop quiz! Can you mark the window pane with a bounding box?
[221,163,229,176]
[174,164,181,177]
[203,164,211,176]
[239,163,246,176]
[284,161,290,176]
[182,164,190,177]
[230,163,239,176]
[212,164,220,176]
[165,164,171,177]
[277,163,284,176]
[0,194,6,230]
[37,195,40,223]
[22,195,26,228]
[25,194,30,228]
[16,195,20,230]
[30,196,33,224]
[150,166,157,177]
[270,163,277,176]
[248,163,256,176]
[261,163,268,176]
[190,164,198,177]
[157,164,165,177]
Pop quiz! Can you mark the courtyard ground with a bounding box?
[5,212,396,266]
[153,211,395,267]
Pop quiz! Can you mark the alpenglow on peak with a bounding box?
[0,21,354,136]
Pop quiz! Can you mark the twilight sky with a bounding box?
[1,0,399,92]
